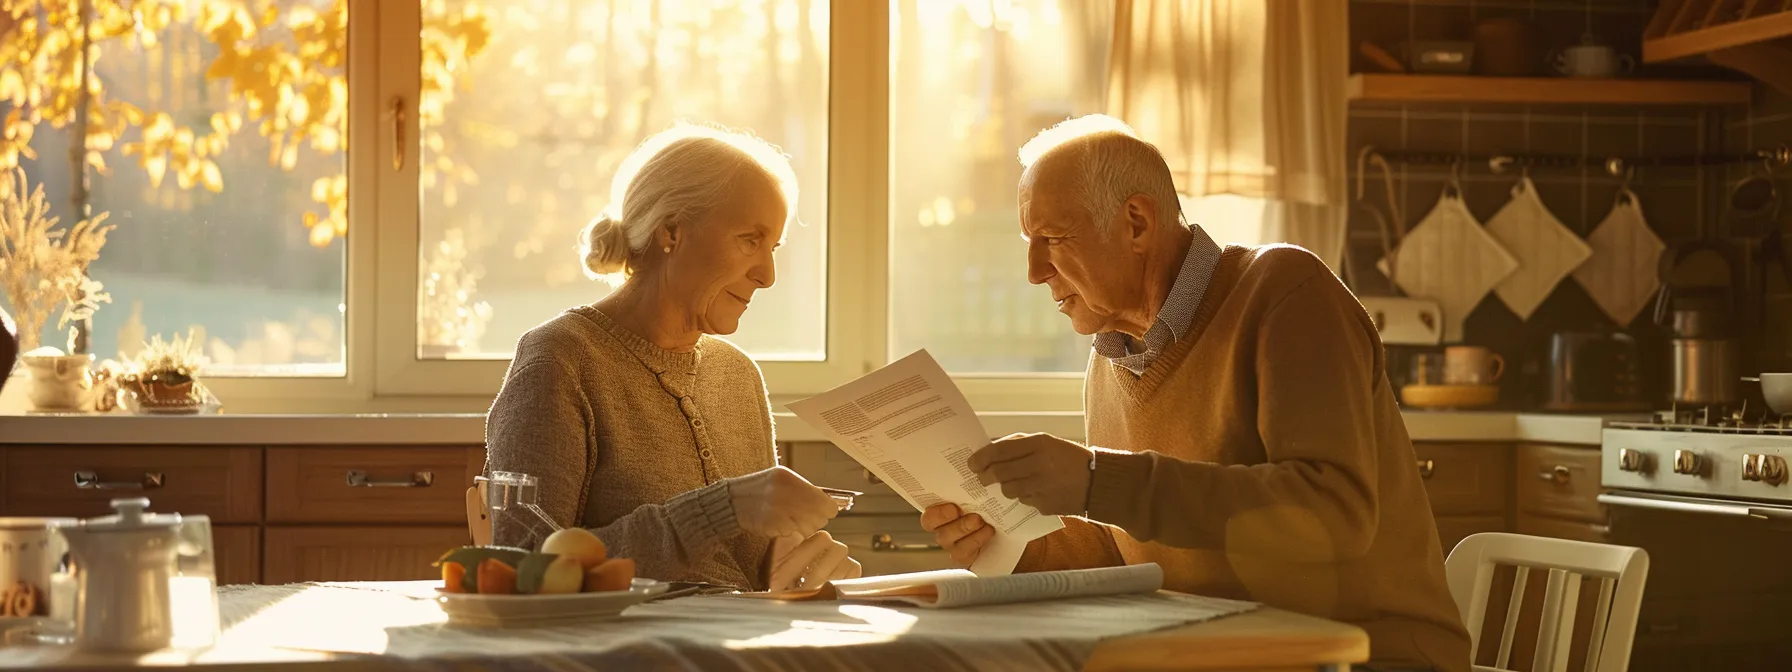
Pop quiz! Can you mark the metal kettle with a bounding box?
[53,497,219,653]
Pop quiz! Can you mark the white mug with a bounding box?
[1555,45,1635,78]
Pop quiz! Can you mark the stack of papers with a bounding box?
[787,351,1064,575]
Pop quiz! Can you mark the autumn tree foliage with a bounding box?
[0,0,490,247]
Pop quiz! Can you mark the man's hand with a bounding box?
[969,433,1095,516]
[920,503,992,568]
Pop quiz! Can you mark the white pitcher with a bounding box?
[19,352,94,411]
[53,498,219,653]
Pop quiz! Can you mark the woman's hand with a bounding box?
[726,466,838,538]
[921,503,993,568]
[768,531,862,592]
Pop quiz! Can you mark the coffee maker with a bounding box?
[1658,286,1739,407]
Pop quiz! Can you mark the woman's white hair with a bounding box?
[580,122,799,286]
[1016,114,1181,236]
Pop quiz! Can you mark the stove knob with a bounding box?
[1618,449,1651,474]
[1673,450,1704,476]
[1743,454,1788,486]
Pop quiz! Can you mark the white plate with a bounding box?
[434,578,669,628]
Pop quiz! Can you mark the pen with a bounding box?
[820,487,861,511]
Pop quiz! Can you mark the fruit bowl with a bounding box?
[435,577,669,628]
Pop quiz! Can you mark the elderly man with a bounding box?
[919,115,1469,672]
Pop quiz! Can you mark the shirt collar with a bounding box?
[1091,225,1223,373]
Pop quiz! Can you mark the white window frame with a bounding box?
[50,0,1091,414]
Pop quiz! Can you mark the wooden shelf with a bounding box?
[1644,4,1792,62]
[1347,74,1753,106]
[1641,1,1792,94]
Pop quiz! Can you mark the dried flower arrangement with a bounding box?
[117,328,212,413]
[0,169,113,355]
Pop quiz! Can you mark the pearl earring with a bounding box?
[662,246,672,253]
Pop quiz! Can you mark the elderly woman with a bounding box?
[485,123,859,592]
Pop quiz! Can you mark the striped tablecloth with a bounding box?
[204,580,1257,671]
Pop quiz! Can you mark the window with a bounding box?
[887,0,1111,374]
[1182,193,1268,249]
[7,0,1246,412]
[413,0,829,361]
[1,0,348,377]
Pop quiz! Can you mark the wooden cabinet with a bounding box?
[1413,442,1512,553]
[266,446,482,524]
[1515,444,1606,523]
[1,446,262,522]
[0,444,484,586]
[263,526,470,584]
[212,525,262,586]
[1513,444,1610,547]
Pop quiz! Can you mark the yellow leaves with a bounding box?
[303,174,347,248]
[199,162,222,193]
[122,112,223,192]
[140,153,166,187]
[307,219,334,247]
[0,70,23,102]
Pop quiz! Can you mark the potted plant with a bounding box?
[117,329,213,414]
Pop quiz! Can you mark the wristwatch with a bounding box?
[1082,451,1098,518]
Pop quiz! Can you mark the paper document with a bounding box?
[740,564,1165,609]
[787,350,1065,575]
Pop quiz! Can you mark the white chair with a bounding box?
[1444,532,1649,672]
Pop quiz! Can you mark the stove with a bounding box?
[1602,403,1792,513]
[1598,404,1792,671]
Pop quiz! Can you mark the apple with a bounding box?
[541,528,608,569]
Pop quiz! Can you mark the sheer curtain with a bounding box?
[1106,0,1348,268]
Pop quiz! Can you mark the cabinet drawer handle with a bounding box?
[73,471,164,490]
[1539,465,1571,484]
[345,470,434,488]
[871,533,942,553]
[1416,460,1435,479]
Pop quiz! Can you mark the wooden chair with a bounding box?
[466,481,491,546]
[1445,532,1650,672]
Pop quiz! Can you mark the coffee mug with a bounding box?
[0,517,74,619]
[1444,346,1505,385]
[1554,45,1634,78]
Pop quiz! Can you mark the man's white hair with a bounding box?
[1017,114,1181,236]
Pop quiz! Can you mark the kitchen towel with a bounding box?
[1378,190,1520,342]
[1486,177,1593,320]
[1573,191,1666,327]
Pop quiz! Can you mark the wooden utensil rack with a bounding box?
[1645,0,1792,93]
[1367,147,1792,175]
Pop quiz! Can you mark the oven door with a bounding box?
[1598,490,1792,520]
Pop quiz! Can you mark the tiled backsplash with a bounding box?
[1724,86,1792,374]
[1343,0,1755,408]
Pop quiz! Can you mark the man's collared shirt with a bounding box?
[1092,225,1222,375]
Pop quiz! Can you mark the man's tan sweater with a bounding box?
[484,306,776,590]
[1018,245,1470,672]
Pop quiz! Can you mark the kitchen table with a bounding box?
[0,581,1368,671]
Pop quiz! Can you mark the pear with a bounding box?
[538,556,585,595]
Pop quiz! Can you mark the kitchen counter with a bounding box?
[0,409,1634,446]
